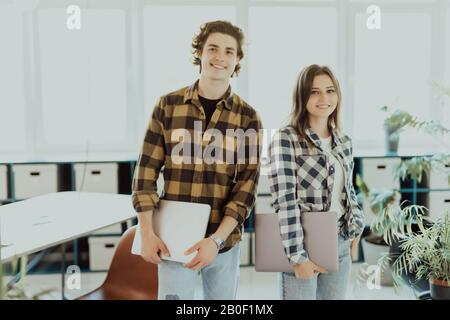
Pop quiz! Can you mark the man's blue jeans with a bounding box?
[158,242,241,300]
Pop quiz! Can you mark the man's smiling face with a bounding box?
[199,32,240,81]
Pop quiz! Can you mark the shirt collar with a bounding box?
[306,124,345,149]
[183,79,234,111]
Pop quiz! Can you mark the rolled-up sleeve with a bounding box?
[132,98,166,213]
[268,129,309,265]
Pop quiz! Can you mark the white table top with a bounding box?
[0,192,136,262]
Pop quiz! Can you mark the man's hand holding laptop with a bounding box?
[183,215,238,270]
[138,210,171,264]
[183,237,220,271]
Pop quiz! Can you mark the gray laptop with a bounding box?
[255,211,339,272]
[131,199,211,263]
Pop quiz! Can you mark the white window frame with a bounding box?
[31,0,138,154]
[348,1,445,149]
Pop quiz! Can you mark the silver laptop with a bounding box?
[255,211,339,272]
[131,199,211,263]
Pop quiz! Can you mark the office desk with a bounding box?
[0,191,136,262]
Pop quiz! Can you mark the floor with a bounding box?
[4,263,416,300]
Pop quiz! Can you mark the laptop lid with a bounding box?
[255,212,338,272]
[131,199,211,263]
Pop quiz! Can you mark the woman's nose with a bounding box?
[318,93,327,104]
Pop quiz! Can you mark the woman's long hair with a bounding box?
[289,64,343,140]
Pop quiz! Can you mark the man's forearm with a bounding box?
[138,210,154,235]
[213,216,239,241]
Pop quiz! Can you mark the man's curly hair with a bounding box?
[192,20,245,77]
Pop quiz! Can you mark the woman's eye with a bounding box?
[311,91,319,95]
[327,89,335,93]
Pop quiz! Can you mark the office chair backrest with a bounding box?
[79,225,158,300]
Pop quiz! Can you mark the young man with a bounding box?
[132,20,262,300]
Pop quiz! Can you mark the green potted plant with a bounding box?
[357,153,450,294]
[394,154,450,187]
[382,107,413,153]
[357,153,450,288]
[389,211,450,300]
[356,175,418,286]
[381,106,449,154]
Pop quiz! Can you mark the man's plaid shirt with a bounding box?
[132,80,262,252]
[268,125,364,264]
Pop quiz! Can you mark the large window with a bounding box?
[248,6,338,132]
[444,7,450,132]
[1,0,449,158]
[37,7,128,149]
[0,4,26,152]
[353,10,432,149]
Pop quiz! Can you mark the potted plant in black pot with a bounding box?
[357,151,450,295]
[390,211,450,300]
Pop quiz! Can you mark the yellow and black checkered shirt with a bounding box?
[132,80,262,252]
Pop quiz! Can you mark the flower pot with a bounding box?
[430,278,450,300]
[361,237,394,286]
[384,126,399,154]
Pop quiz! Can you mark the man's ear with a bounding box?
[195,49,202,61]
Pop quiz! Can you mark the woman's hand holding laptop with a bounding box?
[293,260,328,280]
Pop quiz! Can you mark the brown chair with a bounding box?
[77,226,158,300]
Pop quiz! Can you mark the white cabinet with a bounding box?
[74,163,121,235]
[91,223,124,236]
[362,158,401,190]
[88,236,120,271]
[429,163,450,189]
[361,158,401,226]
[428,191,450,221]
[74,163,118,193]
[13,164,58,199]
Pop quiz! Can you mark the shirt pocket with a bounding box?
[295,154,329,211]
[295,154,328,190]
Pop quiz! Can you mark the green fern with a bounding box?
[392,212,450,283]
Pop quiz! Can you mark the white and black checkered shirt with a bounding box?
[268,125,364,264]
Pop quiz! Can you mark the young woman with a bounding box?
[268,64,364,300]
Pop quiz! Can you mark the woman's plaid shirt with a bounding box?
[268,126,364,264]
[132,81,262,252]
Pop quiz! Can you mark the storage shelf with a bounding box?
[1,155,448,270]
